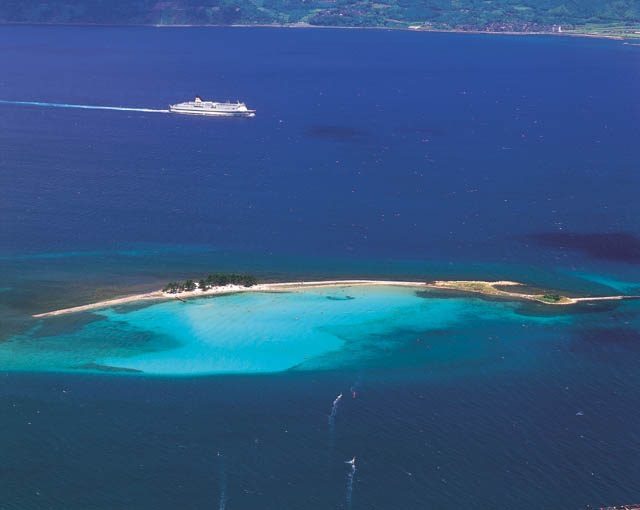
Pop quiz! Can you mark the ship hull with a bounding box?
[169,106,256,117]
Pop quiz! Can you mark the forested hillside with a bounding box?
[1,0,639,35]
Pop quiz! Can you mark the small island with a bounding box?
[31,275,640,318]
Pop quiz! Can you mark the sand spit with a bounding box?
[31,279,640,318]
[427,280,640,306]
[31,280,426,318]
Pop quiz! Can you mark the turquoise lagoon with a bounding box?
[4,285,570,375]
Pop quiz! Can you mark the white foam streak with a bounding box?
[346,459,356,509]
[328,393,343,434]
[0,99,169,113]
[218,453,228,510]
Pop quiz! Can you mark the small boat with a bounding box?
[169,96,255,117]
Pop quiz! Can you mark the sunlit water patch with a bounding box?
[3,286,572,376]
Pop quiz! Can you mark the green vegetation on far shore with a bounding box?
[427,280,578,305]
[1,0,638,37]
[162,273,258,294]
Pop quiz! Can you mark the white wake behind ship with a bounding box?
[169,96,255,117]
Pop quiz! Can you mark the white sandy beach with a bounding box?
[31,280,429,318]
[31,279,640,318]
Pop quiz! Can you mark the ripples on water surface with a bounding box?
[1,26,639,509]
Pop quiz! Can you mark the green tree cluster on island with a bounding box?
[162,273,258,294]
[1,0,638,34]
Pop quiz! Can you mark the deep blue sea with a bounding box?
[1,26,640,509]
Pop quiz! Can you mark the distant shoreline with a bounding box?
[32,279,640,318]
[1,21,638,42]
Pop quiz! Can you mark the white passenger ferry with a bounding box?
[169,96,255,117]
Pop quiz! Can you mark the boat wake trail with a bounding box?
[345,457,356,509]
[328,393,343,435]
[0,99,170,113]
[217,452,228,510]
[350,375,362,400]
